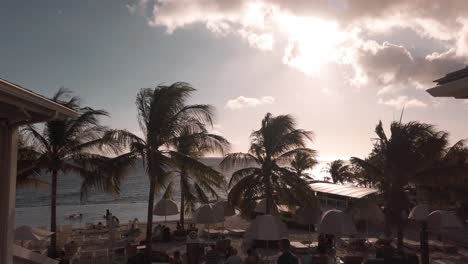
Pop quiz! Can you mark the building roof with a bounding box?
[427,66,468,99]
[309,182,378,199]
[0,78,79,125]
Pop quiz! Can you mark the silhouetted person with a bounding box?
[277,239,298,264]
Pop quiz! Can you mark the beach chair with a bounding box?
[227,228,245,236]
[290,241,310,254]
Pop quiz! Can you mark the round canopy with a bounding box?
[408,204,429,221]
[193,204,222,224]
[213,200,235,222]
[254,198,279,215]
[319,210,357,237]
[15,226,53,241]
[427,210,463,229]
[153,199,179,216]
[245,215,288,241]
[348,200,384,225]
[295,206,322,225]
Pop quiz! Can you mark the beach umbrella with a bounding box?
[427,210,463,229]
[319,210,357,238]
[295,206,322,244]
[213,200,236,218]
[193,204,222,235]
[153,199,179,222]
[408,205,430,264]
[15,225,53,247]
[348,200,384,238]
[245,214,288,242]
[254,199,279,215]
[408,204,429,221]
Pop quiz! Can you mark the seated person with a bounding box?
[96,222,104,230]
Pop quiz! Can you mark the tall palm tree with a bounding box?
[288,152,317,181]
[325,159,353,184]
[169,125,230,229]
[20,89,131,258]
[221,113,317,216]
[106,83,217,258]
[351,120,468,251]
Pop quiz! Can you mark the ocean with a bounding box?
[15,158,329,227]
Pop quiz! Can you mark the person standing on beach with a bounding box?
[225,248,242,264]
[244,249,258,264]
[277,239,298,264]
[205,245,219,264]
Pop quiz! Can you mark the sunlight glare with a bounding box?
[276,15,347,75]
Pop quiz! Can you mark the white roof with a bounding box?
[0,78,79,125]
[309,182,378,199]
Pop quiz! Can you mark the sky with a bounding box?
[1,0,468,160]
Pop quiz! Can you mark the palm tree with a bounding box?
[221,113,317,217]
[324,159,353,184]
[20,89,131,258]
[288,152,318,181]
[351,120,468,251]
[106,83,218,258]
[169,125,230,229]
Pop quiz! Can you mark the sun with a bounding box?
[276,15,347,75]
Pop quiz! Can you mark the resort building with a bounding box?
[309,182,379,211]
[0,79,79,264]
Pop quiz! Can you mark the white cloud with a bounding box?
[225,95,275,110]
[132,0,468,91]
[378,96,427,109]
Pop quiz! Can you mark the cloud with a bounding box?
[225,96,275,109]
[133,0,468,91]
[378,96,427,109]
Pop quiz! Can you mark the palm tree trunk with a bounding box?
[179,173,185,230]
[48,170,58,258]
[145,176,156,258]
[264,173,273,215]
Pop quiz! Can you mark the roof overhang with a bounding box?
[0,79,79,126]
[309,182,378,199]
[427,75,468,99]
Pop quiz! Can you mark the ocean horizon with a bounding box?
[15,158,330,227]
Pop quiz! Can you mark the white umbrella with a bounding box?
[245,215,288,241]
[319,210,357,237]
[348,200,384,238]
[296,206,322,245]
[408,204,429,221]
[213,200,236,218]
[254,199,279,215]
[193,204,220,224]
[427,210,463,229]
[153,199,179,222]
[193,204,222,235]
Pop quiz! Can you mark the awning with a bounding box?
[309,182,378,199]
[0,78,79,125]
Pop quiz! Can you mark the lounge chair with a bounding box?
[290,241,310,254]
[227,228,245,236]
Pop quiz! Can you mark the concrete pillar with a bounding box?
[0,123,18,264]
